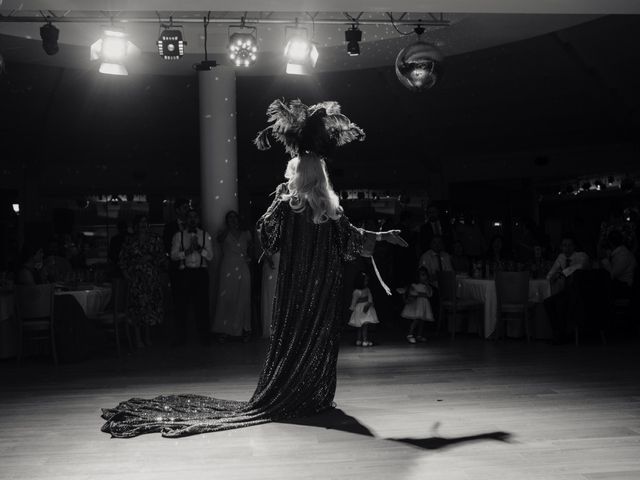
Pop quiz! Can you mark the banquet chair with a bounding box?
[495,271,533,341]
[15,283,57,365]
[437,271,484,340]
[90,278,131,357]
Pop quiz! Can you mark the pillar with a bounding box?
[198,67,239,324]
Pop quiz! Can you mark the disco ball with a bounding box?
[395,41,444,92]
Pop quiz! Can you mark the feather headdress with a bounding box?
[254,99,365,157]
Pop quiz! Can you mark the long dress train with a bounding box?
[100,183,364,437]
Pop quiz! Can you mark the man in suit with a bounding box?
[162,198,190,342]
[419,205,452,253]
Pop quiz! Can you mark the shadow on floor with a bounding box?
[280,408,513,451]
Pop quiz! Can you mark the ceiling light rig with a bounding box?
[157,18,186,60]
[284,25,318,75]
[90,27,140,76]
[228,18,258,68]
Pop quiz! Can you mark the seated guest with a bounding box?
[419,235,453,287]
[16,244,46,285]
[529,244,552,279]
[43,237,72,282]
[601,230,636,296]
[484,235,509,276]
[544,236,591,344]
[451,240,471,275]
[546,235,590,284]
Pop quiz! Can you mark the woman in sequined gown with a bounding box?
[101,99,407,438]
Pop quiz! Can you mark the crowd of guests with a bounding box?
[345,203,638,346]
[7,199,638,351]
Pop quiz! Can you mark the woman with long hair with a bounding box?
[211,210,253,342]
[101,99,407,437]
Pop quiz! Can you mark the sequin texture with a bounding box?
[101,183,364,437]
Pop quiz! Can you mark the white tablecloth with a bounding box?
[55,286,111,317]
[457,277,552,338]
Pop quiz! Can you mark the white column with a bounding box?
[198,67,238,325]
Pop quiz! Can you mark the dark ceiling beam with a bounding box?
[0,12,450,27]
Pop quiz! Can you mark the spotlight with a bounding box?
[157,28,185,60]
[90,29,139,76]
[40,22,59,55]
[594,180,604,191]
[12,203,20,214]
[228,26,258,67]
[345,25,362,56]
[284,27,318,75]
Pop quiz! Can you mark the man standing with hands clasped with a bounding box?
[171,208,214,346]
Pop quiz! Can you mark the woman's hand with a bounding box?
[383,230,409,247]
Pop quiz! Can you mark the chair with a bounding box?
[495,271,533,341]
[15,284,57,365]
[89,278,131,356]
[437,271,484,339]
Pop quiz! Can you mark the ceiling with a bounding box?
[5,0,640,76]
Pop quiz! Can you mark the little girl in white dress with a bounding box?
[400,267,434,343]
[348,272,379,347]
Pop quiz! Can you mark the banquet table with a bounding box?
[55,284,112,317]
[456,276,552,339]
[0,284,112,361]
[53,284,112,362]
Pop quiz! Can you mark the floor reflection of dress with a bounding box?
[101,183,365,437]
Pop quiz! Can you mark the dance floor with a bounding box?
[1,334,639,480]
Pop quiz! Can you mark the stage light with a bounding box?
[594,180,604,191]
[12,203,19,214]
[284,27,318,75]
[157,29,185,60]
[40,22,59,55]
[90,29,139,76]
[345,25,362,56]
[228,27,258,67]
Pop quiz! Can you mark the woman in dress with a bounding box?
[212,210,253,342]
[119,214,165,348]
[101,99,407,438]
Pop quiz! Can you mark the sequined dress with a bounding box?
[101,183,364,437]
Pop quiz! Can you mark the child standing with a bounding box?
[401,267,434,343]
[348,272,379,347]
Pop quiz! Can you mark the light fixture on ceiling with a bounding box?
[157,21,186,60]
[40,22,59,55]
[395,25,444,92]
[90,28,139,76]
[228,23,258,68]
[284,26,318,75]
[345,24,362,56]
